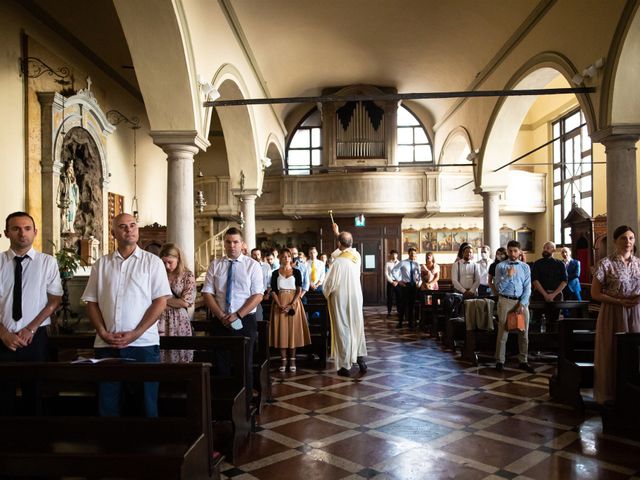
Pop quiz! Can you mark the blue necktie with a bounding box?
[225,260,234,313]
[409,261,415,286]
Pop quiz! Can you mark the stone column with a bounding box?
[476,188,502,251]
[593,131,640,253]
[239,192,258,250]
[151,132,209,271]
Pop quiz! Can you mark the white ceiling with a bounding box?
[22,0,545,127]
[228,0,540,122]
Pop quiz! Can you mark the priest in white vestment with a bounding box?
[323,226,368,377]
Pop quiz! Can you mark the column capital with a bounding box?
[591,126,640,145]
[231,188,259,200]
[150,130,210,153]
[474,186,506,196]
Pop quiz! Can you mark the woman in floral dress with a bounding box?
[591,225,640,404]
[157,243,196,363]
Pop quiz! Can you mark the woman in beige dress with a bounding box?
[269,249,311,373]
[591,225,640,404]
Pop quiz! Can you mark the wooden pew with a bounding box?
[602,332,640,440]
[48,334,252,463]
[0,362,216,479]
[304,295,330,370]
[191,316,270,418]
[528,300,591,330]
[253,319,272,413]
[548,318,596,411]
[263,294,330,370]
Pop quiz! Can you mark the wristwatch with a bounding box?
[235,312,244,321]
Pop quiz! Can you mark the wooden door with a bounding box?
[359,238,382,305]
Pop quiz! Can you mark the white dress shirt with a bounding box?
[476,258,490,286]
[0,248,63,332]
[81,247,172,348]
[307,258,326,287]
[392,259,422,287]
[451,259,481,294]
[385,259,399,284]
[201,254,263,315]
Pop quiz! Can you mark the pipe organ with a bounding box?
[322,85,398,167]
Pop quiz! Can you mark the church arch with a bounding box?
[478,52,596,189]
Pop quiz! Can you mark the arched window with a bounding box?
[552,109,592,246]
[396,106,433,163]
[286,109,322,175]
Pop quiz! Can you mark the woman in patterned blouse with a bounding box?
[157,243,196,363]
[591,225,640,404]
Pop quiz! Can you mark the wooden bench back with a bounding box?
[557,318,596,363]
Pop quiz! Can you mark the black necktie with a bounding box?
[13,256,25,321]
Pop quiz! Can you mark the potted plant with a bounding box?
[51,242,83,333]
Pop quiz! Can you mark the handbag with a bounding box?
[506,310,525,332]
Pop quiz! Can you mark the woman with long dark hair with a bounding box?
[591,225,640,404]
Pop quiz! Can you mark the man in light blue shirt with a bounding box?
[289,246,309,296]
[392,247,422,328]
[493,240,534,373]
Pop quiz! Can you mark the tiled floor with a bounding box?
[221,307,640,479]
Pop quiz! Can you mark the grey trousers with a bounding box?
[494,297,530,364]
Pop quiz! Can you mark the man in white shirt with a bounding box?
[476,245,492,297]
[202,227,263,393]
[0,211,63,414]
[452,244,481,298]
[385,250,400,318]
[307,246,325,292]
[289,246,310,296]
[250,248,271,297]
[82,213,171,417]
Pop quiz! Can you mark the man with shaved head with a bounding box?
[322,224,367,377]
[531,240,567,327]
[82,213,172,417]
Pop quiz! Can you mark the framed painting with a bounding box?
[516,225,535,252]
[451,230,468,252]
[499,225,515,249]
[402,230,420,252]
[467,229,483,250]
[421,228,438,252]
[436,230,453,252]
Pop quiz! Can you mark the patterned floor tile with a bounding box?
[217,306,638,480]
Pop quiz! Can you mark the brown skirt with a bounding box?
[269,290,311,349]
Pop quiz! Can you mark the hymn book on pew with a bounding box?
[71,356,137,364]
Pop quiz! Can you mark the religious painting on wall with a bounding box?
[421,228,437,252]
[499,225,515,249]
[402,230,420,252]
[451,230,468,252]
[516,225,535,252]
[467,229,484,249]
[436,230,453,252]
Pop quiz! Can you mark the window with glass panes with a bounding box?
[552,109,592,246]
[286,109,321,175]
[396,106,433,163]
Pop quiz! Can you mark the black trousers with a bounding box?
[386,283,399,314]
[211,314,256,395]
[398,285,417,326]
[0,327,48,416]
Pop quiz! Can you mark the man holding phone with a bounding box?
[202,227,263,392]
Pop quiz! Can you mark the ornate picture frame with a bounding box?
[516,225,535,252]
[402,229,420,252]
[499,225,515,249]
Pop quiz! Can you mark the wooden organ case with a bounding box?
[321,85,398,168]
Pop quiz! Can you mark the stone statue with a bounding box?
[58,160,79,234]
